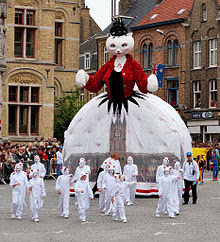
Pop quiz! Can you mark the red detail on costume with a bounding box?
[84,54,149,98]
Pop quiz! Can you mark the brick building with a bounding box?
[1,0,97,143]
[132,0,193,110]
[184,0,220,143]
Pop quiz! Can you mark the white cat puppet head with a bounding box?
[106,32,134,57]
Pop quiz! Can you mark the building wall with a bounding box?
[1,0,83,143]
[133,23,186,106]
[184,0,220,143]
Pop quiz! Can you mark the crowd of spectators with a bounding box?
[0,137,63,184]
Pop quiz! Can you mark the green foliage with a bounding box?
[54,88,85,143]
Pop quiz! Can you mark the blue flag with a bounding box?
[156,64,166,87]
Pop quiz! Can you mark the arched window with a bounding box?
[148,43,153,69]
[143,43,148,69]
[202,4,207,21]
[173,40,179,66]
[167,40,173,66]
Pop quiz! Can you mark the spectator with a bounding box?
[56,146,63,177]
[33,137,40,148]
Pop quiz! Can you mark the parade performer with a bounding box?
[197,155,205,184]
[211,150,219,181]
[75,172,94,222]
[102,165,116,215]
[97,161,110,212]
[156,157,170,183]
[29,155,46,179]
[123,156,138,205]
[55,167,73,218]
[182,152,199,204]
[27,169,46,222]
[73,158,90,183]
[156,167,181,219]
[172,161,183,215]
[63,17,192,167]
[112,174,127,223]
[10,164,28,219]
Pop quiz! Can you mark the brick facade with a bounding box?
[185,0,220,143]
[1,0,92,143]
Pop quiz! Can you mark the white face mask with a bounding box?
[64,168,69,175]
[127,158,133,165]
[16,167,21,173]
[79,161,85,168]
[109,170,114,175]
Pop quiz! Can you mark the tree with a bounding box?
[54,88,85,143]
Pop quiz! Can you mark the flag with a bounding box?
[156,64,166,87]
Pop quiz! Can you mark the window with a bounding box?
[173,40,179,66]
[14,9,36,58]
[85,53,90,70]
[142,43,153,69]
[9,106,17,135]
[209,80,217,108]
[9,86,17,102]
[167,40,173,66]
[167,79,178,106]
[148,43,153,69]
[193,81,201,108]
[209,39,217,67]
[89,92,94,100]
[143,44,148,69]
[8,86,40,136]
[193,41,201,69]
[202,4,207,21]
[80,88,84,102]
[104,47,108,64]
[31,87,39,103]
[55,22,63,66]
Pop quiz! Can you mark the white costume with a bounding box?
[123,156,138,205]
[28,170,46,222]
[55,167,73,218]
[10,164,28,219]
[73,158,91,182]
[102,165,116,215]
[29,155,46,179]
[112,175,127,223]
[172,161,183,214]
[156,167,178,218]
[156,157,169,183]
[75,172,94,222]
[97,163,110,212]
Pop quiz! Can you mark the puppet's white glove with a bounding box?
[75,69,89,87]
[147,74,158,92]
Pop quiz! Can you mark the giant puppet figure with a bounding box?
[63,17,192,184]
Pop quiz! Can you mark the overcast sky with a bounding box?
[85,0,120,30]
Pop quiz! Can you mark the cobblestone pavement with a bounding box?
[0,170,220,242]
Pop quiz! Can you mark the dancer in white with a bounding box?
[27,169,46,222]
[156,157,169,183]
[112,175,127,223]
[75,172,94,222]
[156,167,181,219]
[97,162,110,213]
[29,155,46,179]
[10,164,28,219]
[73,158,90,182]
[173,161,183,215]
[123,156,138,205]
[102,165,116,215]
[55,167,73,218]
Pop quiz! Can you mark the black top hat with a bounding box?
[110,17,128,37]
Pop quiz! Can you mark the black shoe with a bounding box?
[192,202,196,204]
[182,202,188,205]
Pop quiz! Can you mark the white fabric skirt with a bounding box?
[63,92,192,161]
